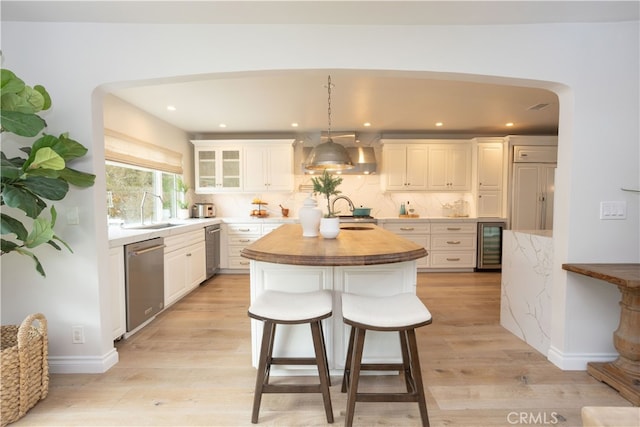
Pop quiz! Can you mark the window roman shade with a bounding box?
[104,129,183,174]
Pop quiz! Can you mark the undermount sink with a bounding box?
[340,226,374,231]
[124,222,182,230]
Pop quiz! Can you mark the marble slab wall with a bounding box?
[500,230,553,356]
[193,174,476,219]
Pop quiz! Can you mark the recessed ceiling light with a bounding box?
[435,122,444,127]
[505,122,514,127]
[291,123,299,128]
[219,123,227,128]
[167,105,176,111]
[363,122,371,127]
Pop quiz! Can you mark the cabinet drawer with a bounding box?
[228,256,252,269]
[227,224,261,235]
[262,224,283,234]
[164,229,204,252]
[228,235,260,245]
[431,223,476,234]
[384,222,430,234]
[228,245,252,257]
[431,235,476,251]
[430,252,476,268]
[513,146,557,163]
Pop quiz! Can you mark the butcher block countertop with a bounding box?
[241,224,427,266]
[562,263,640,289]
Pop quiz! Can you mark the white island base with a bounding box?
[249,260,419,375]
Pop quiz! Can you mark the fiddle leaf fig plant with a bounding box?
[0,68,96,277]
[311,170,343,217]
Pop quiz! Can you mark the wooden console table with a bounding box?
[562,263,640,405]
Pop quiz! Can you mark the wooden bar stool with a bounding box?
[341,293,432,427]
[248,290,334,424]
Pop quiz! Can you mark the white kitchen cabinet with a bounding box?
[427,143,472,191]
[383,222,430,268]
[511,164,556,230]
[164,229,206,307]
[108,246,126,340]
[243,141,294,192]
[476,140,505,217]
[225,223,262,270]
[428,221,477,269]
[381,142,428,191]
[192,141,242,193]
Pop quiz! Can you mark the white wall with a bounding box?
[1,21,638,373]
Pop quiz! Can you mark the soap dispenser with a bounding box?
[299,194,322,237]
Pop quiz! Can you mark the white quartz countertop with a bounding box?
[108,218,221,247]
[108,215,507,247]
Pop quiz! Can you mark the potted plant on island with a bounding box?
[311,170,343,239]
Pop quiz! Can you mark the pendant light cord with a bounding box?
[327,75,332,139]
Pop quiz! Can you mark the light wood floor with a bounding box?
[15,273,632,426]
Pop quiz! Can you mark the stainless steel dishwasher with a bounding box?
[125,237,165,332]
[205,224,220,279]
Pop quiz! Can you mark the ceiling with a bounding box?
[111,70,561,137]
[4,1,638,139]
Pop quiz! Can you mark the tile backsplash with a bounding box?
[193,174,476,219]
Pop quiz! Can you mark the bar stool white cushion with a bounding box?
[342,293,432,328]
[249,290,332,322]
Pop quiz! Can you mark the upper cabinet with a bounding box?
[475,138,505,217]
[243,141,294,192]
[192,140,293,194]
[426,143,472,191]
[193,142,242,193]
[381,141,428,191]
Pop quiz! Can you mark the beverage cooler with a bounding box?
[476,222,505,271]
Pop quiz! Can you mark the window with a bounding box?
[106,161,180,224]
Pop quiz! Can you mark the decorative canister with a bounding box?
[299,195,322,237]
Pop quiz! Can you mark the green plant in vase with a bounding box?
[311,170,343,217]
[0,68,95,276]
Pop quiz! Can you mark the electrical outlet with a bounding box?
[600,201,627,220]
[72,325,85,344]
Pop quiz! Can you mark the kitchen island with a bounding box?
[241,224,428,375]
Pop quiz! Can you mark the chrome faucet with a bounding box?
[331,196,355,216]
[140,191,163,225]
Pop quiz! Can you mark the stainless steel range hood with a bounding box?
[302,131,378,175]
[302,146,377,175]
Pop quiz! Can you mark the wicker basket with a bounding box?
[1,313,49,427]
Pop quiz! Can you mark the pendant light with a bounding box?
[304,75,354,171]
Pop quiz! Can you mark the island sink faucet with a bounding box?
[140,191,163,225]
[331,195,355,216]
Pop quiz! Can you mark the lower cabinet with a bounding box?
[429,222,477,269]
[224,222,284,270]
[383,221,430,268]
[383,220,477,270]
[108,246,126,340]
[164,229,206,307]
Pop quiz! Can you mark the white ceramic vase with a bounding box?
[299,195,322,237]
[319,217,340,239]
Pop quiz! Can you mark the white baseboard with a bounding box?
[547,345,618,371]
[48,348,119,374]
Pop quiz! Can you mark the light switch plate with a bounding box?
[600,201,627,220]
[66,207,79,225]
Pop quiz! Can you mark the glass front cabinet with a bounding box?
[193,142,242,193]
